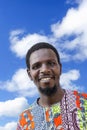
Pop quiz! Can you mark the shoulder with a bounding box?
[72,90,87,109]
[65,89,87,109]
[73,90,87,99]
[19,101,37,119]
[17,101,37,130]
[65,89,87,99]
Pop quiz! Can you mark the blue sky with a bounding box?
[0,0,87,129]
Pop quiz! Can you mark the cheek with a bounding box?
[57,65,61,73]
[30,71,38,81]
[54,68,61,77]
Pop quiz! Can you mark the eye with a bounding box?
[32,63,41,70]
[47,61,56,67]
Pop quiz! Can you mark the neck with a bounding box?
[39,87,65,107]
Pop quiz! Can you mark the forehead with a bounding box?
[29,48,58,65]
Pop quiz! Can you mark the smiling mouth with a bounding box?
[40,77,51,82]
[39,76,55,83]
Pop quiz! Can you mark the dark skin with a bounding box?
[27,48,65,107]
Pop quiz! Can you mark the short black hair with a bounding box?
[26,42,61,69]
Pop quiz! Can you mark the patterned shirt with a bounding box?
[16,90,87,130]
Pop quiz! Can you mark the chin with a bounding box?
[39,85,57,96]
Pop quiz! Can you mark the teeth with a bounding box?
[41,78,51,82]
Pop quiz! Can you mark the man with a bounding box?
[17,42,87,130]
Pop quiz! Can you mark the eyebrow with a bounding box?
[31,59,57,65]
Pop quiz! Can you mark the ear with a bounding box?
[27,68,33,80]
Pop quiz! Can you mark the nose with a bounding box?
[40,64,50,73]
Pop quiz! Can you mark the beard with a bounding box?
[38,85,58,96]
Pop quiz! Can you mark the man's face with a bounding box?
[27,48,61,96]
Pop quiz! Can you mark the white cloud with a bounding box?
[51,0,87,37]
[0,68,38,97]
[0,122,17,130]
[9,31,54,58]
[0,97,29,117]
[60,69,83,91]
[9,0,87,62]
[51,0,87,61]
